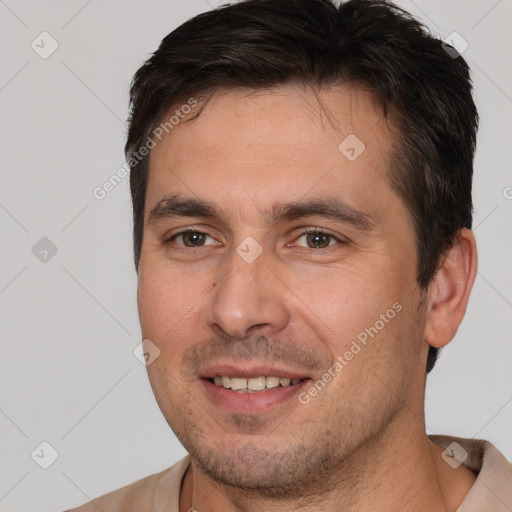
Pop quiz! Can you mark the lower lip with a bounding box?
[201,379,310,413]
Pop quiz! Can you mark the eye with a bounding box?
[294,230,343,249]
[167,230,218,247]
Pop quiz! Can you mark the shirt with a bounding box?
[65,435,512,511]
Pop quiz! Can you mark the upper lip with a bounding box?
[199,362,311,380]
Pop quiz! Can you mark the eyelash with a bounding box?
[163,228,345,251]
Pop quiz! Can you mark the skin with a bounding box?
[137,83,478,512]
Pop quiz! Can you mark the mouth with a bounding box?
[199,364,312,412]
[206,375,306,393]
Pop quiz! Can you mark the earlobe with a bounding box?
[424,228,478,348]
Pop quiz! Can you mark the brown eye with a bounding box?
[305,232,334,249]
[169,231,215,247]
[182,231,207,247]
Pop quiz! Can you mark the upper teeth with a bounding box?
[213,376,302,391]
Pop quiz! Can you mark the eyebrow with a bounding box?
[147,194,375,232]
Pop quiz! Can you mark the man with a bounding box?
[68,0,512,510]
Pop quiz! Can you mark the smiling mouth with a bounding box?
[207,375,306,393]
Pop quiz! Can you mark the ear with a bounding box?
[424,228,478,348]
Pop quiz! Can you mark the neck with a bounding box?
[179,409,476,512]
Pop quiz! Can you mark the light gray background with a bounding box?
[0,0,510,510]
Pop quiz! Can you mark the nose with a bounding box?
[204,248,291,340]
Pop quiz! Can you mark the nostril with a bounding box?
[246,323,271,336]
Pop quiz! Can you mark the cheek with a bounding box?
[289,265,400,349]
[137,264,211,350]
[139,268,210,411]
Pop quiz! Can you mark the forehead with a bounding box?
[146,83,394,214]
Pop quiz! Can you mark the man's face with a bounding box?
[137,84,428,493]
